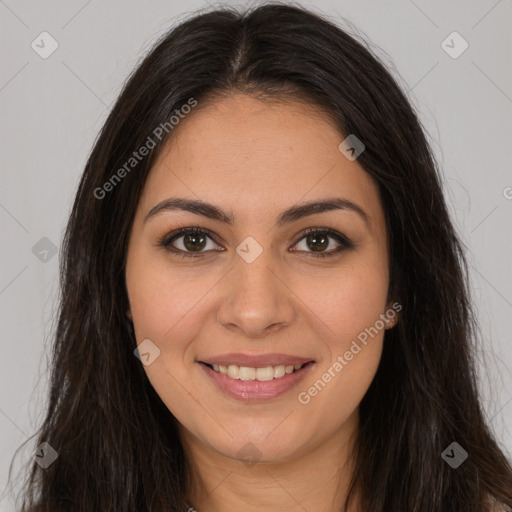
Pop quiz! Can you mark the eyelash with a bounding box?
[157,226,355,259]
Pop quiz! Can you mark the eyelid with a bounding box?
[293,227,354,251]
[158,225,354,258]
[158,226,223,255]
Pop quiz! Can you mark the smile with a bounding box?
[204,362,306,381]
[198,358,315,401]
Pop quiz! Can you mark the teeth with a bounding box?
[227,365,239,379]
[274,365,285,378]
[211,363,306,381]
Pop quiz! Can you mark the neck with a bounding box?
[179,411,362,512]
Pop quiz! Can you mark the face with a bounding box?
[125,93,397,465]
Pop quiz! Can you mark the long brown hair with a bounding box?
[11,2,512,511]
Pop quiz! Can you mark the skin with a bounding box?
[125,93,398,512]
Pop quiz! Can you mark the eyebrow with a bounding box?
[144,197,370,228]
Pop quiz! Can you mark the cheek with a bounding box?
[126,250,217,345]
[292,257,389,349]
[125,255,211,425]
[291,259,388,413]
[295,338,383,446]
[125,251,225,415]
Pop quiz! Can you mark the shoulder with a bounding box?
[479,493,509,512]
[489,500,510,512]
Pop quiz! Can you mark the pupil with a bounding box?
[181,232,329,252]
[184,232,206,251]
[308,233,328,252]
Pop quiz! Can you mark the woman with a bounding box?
[14,2,512,511]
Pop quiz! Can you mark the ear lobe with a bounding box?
[126,309,132,320]
[385,315,398,329]
[384,301,400,329]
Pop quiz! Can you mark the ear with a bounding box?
[383,300,401,330]
[126,309,132,320]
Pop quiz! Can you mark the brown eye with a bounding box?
[303,232,329,252]
[159,227,222,257]
[181,231,207,251]
[292,228,354,257]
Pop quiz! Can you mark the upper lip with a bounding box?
[198,353,314,367]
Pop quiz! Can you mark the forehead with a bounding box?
[138,94,384,232]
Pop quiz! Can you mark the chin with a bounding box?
[210,428,305,465]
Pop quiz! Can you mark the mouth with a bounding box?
[197,357,316,401]
[200,361,313,381]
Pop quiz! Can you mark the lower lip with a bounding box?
[199,361,315,402]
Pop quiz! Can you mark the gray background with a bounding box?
[1,0,511,509]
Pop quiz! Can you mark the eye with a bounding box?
[291,228,354,258]
[158,227,223,258]
[158,226,354,259]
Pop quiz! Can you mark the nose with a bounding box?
[216,248,297,338]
